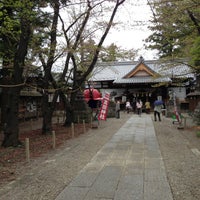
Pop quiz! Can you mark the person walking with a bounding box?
[115,100,120,119]
[154,99,163,121]
[136,99,143,116]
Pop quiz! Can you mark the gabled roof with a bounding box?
[90,56,194,84]
[123,56,156,78]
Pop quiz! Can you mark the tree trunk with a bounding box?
[41,90,60,133]
[0,85,9,126]
[58,91,73,127]
[41,93,53,134]
[40,0,60,133]
[2,87,22,147]
[1,1,33,147]
[42,113,53,134]
[64,103,74,127]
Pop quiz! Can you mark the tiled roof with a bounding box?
[114,76,171,84]
[89,57,194,84]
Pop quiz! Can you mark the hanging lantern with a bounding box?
[83,88,102,108]
[83,88,102,102]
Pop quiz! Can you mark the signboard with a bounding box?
[98,92,110,121]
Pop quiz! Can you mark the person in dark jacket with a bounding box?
[154,100,163,121]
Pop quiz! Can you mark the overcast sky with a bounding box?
[104,0,158,60]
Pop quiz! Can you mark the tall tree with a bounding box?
[0,0,34,147]
[0,0,127,144]
[57,0,126,126]
[35,0,126,130]
[146,0,200,122]
[146,0,200,60]
[38,0,61,133]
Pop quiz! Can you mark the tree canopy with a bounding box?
[0,0,129,146]
[146,0,200,70]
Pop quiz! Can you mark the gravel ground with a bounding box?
[154,115,200,200]
[0,112,200,200]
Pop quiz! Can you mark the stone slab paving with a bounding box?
[56,115,173,200]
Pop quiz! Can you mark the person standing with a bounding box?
[115,100,120,118]
[125,100,131,113]
[145,100,151,114]
[131,98,136,113]
[136,99,143,116]
[154,100,163,121]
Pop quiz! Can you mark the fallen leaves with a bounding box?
[0,122,90,186]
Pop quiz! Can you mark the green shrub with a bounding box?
[196,131,200,138]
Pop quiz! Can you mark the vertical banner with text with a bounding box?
[98,92,110,121]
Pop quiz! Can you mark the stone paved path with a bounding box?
[56,115,173,200]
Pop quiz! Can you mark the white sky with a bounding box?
[104,0,158,60]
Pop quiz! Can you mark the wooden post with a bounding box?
[62,111,65,122]
[30,119,33,130]
[90,117,93,128]
[83,120,86,133]
[25,138,30,162]
[71,123,74,138]
[184,117,187,128]
[52,130,56,149]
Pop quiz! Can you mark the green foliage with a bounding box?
[0,0,52,67]
[0,1,20,66]
[196,131,200,138]
[100,43,137,62]
[146,0,200,61]
[0,0,35,38]
[190,36,200,69]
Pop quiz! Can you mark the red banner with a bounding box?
[98,93,110,120]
